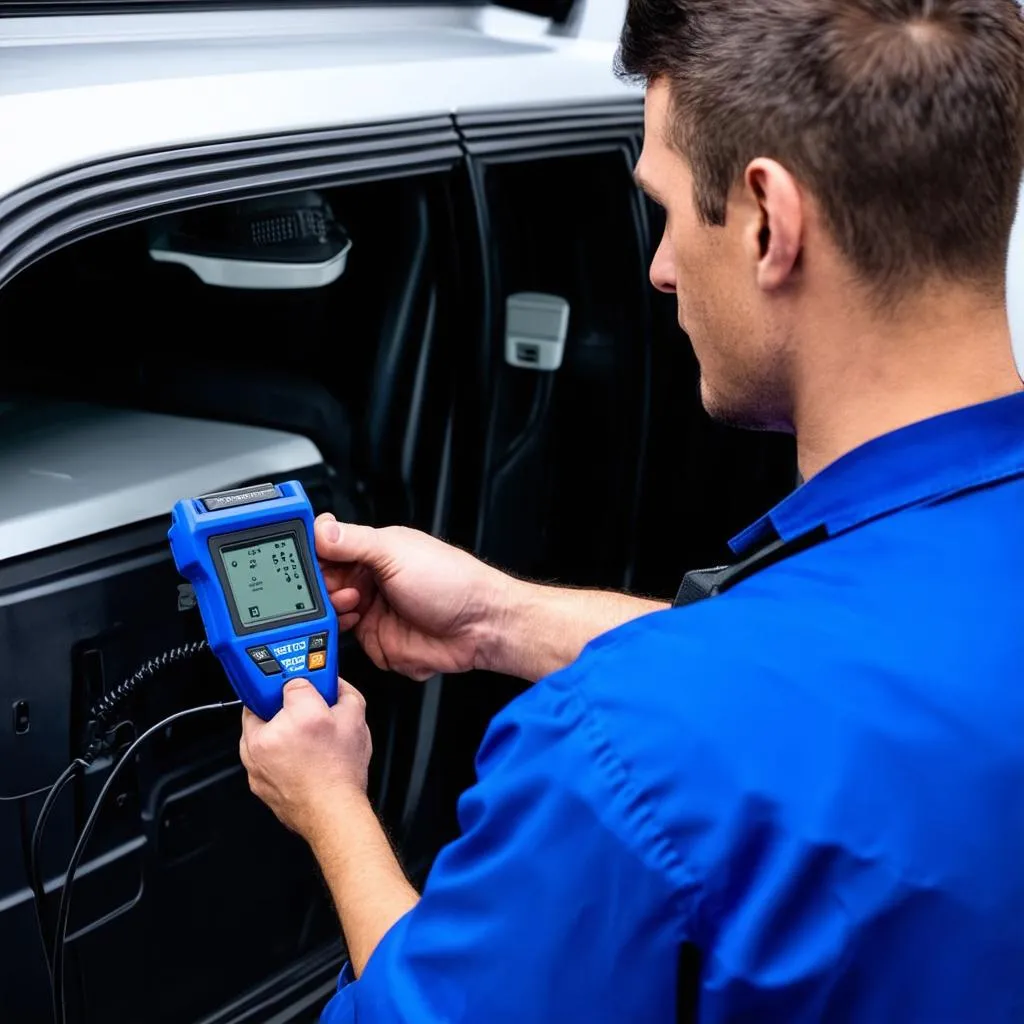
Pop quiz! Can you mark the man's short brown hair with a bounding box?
[617,0,1024,299]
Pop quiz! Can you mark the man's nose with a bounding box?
[649,233,676,294]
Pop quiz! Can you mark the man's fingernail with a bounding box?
[318,520,340,543]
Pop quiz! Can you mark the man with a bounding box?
[239,1,1024,1020]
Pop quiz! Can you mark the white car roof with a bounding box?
[0,5,638,202]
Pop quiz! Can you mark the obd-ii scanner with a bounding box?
[168,480,339,719]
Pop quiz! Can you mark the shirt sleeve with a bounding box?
[319,671,690,1024]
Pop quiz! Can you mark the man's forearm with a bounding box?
[305,790,420,978]
[479,580,668,683]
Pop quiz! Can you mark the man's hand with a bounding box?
[315,514,512,681]
[239,676,371,840]
[240,675,419,978]
[315,514,669,684]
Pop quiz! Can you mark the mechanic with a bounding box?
[238,1,1024,1020]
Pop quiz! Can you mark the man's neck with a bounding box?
[793,284,1023,480]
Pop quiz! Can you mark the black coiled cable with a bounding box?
[52,699,241,1024]
[29,759,88,980]
[30,639,215,1008]
[89,640,210,724]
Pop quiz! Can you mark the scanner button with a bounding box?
[307,633,328,652]
[258,659,282,676]
[307,651,327,672]
[247,646,273,664]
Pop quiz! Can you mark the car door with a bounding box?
[0,4,648,1021]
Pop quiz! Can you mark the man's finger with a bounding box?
[241,706,260,739]
[338,611,361,632]
[328,587,362,615]
[281,676,326,711]
[315,519,387,571]
[320,563,364,591]
[338,677,367,707]
[355,624,390,673]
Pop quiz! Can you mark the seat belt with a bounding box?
[672,522,827,1024]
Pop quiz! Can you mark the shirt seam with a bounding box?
[553,676,703,945]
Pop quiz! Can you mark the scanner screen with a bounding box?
[220,533,314,628]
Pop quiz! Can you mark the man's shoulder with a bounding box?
[538,542,930,840]
[554,582,817,762]
[564,566,823,717]
[544,507,1024,864]
[570,478,1024,722]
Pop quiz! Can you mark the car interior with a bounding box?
[0,95,796,1023]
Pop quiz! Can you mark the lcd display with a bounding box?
[220,533,314,628]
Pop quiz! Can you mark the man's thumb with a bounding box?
[314,517,383,568]
[281,677,323,710]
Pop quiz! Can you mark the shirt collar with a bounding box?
[730,391,1024,556]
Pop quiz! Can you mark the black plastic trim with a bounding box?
[192,940,345,1024]
[495,0,574,21]
[457,100,645,157]
[363,187,432,520]
[0,117,462,289]
[452,100,648,559]
[450,158,500,554]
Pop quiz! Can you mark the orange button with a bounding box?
[307,650,326,671]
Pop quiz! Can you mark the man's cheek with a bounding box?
[676,294,691,334]
[673,271,700,336]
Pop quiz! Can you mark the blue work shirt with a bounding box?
[321,393,1024,1023]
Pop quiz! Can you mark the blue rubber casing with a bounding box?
[167,480,338,720]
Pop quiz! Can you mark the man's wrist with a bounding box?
[296,781,419,978]
[472,574,670,683]
[471,572,542,679]
[299,783,371,847]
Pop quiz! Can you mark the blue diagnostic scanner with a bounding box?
[168,480,338,720]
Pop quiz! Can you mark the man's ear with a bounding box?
[743,158,803,292]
